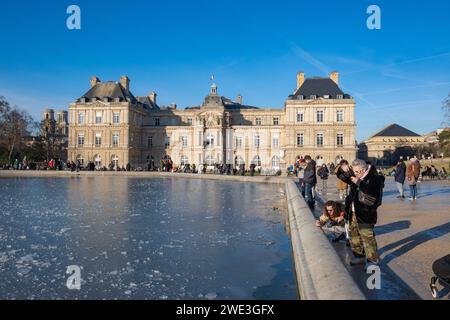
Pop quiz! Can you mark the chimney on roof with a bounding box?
[90,76,100,88]
[148,91,157,105]
[330,71,339,85]
[237,94,243,104]
[169,103,177,109]
[120,75,130,93]
[296,72,305,89]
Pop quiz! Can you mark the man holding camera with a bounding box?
[336,159,384,269]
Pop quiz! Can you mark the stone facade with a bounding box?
[358,123,426,165]
[68,72,356,169]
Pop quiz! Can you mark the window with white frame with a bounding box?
[337,110,344,122]
[95,133,102,146]
[181,135,188,148]
[111,155,119,168]
[272,136,279,149]
[254,135,261,148]
[78,112,84,124]
[296,133,304,147]
[95,112,102,124]
[112,133,119,146]
[337,133,344,146]
[154,118,160,126]
[316,110,324,123]
[273,117,279,125]
[235,136,242,149]
[206,133,214,148]
[252,155,261,166]
[271,156,280,168]
[296,112,303,123]
[76,154,84,165]
[78,133,84,145]
[94,154,102,168]
[317,133,324,147]
[113,112,120,124]
[235,156,245,166]
[187,118,193,125]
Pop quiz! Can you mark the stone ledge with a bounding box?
[285,179,365,300]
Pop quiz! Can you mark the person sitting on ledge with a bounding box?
[315,200,347,243]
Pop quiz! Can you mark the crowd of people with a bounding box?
[1,156,284,176]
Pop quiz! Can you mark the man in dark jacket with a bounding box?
[394,159,406,198]
[303,155,317,208]
[336,159,383,268]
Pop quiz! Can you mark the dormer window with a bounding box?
[103,97,109,102]
[337,94,343,99]
[323,95,330,99]
[80,97,86,103]
[310,95,317,100]
[114,97,120,102]
[297,95,304,100]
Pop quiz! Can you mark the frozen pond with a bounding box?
[0,176,297,299]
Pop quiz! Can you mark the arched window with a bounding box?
[76,154,84,165]
[111,155,119,168]
[235,156,245,166]
[94,154,102,168]
[206,133,214,148]
[206,155,215,165]
[252,155,261,166]
[271,156,280,168]
[181,155,189,165]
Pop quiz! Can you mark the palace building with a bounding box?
[358,123,426,165]
[68,72,356,169]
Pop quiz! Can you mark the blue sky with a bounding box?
[0,0,449,141]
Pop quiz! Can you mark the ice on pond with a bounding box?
[0,177,296,300]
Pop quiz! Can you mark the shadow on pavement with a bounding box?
[375,220,411,236]
[379,222,450,261]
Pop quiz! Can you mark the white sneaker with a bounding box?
[408,197,413,200]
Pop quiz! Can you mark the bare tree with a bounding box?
[0,96,33,163]
[443,93,450,127]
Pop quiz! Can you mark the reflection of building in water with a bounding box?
[66,177,130,251]
[68,72,356,169]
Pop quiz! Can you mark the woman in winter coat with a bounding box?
[406,158,420,200]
